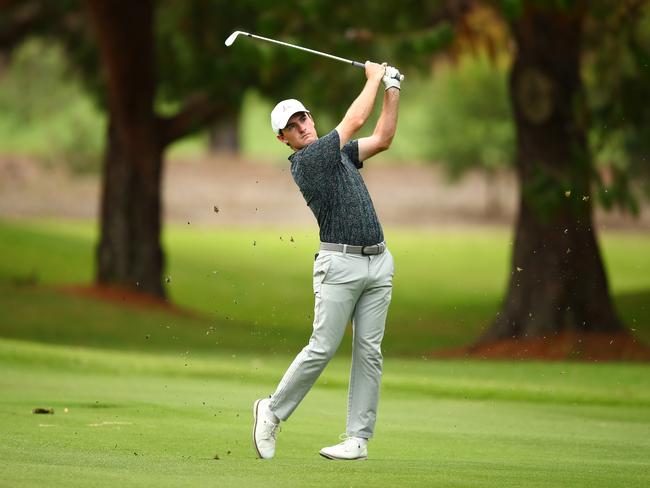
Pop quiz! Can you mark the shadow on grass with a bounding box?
[615,289,650,343]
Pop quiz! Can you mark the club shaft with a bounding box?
[241,32,365,69]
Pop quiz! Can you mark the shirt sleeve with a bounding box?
[342,140,363,169]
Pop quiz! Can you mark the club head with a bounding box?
[225,31,246,47]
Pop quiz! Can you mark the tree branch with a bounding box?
[343,0,474,43]
[159,93,228,148]
[0,1,88,59]
[0,1,49,52]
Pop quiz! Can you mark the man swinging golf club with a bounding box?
[253,61,401,460]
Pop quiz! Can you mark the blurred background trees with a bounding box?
[586,0,650,213]
[1,0,648,348]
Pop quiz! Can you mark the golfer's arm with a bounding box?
[335,77,382,148]
[358,88,400,161]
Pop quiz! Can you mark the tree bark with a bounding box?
[479,1,624,343]
[208,113,239,154]
[85,0,164,297]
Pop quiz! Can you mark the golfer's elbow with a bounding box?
[379,135,394,151]
[374,132,394,152]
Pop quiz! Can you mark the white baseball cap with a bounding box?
[271,99,310,134]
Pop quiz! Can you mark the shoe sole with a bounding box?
[319,450,367,461]
[252,398,263,459]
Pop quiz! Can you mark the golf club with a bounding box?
[225,30,404,81]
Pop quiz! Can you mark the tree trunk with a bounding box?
[479,2,624,343]
[85,0,165,297]
[208,113,239,154]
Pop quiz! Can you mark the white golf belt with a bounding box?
[319,241,386,255]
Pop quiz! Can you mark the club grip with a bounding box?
[354,61,405,81]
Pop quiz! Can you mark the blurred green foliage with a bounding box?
[2,40,509,167]
[424,54,514,178]
[0,40,105,173]
[586,1,650,213]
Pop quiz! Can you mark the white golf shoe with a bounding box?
[252,398,280,459]
[319,435,368,460]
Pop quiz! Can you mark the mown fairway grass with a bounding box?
[2,338,650,488]
[1,219,649,486]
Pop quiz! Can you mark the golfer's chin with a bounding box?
[294,134,317,150]
[301,134,317,146]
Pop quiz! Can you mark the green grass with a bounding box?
[1,338,649,487]
[1,220,649,486]
[1,219,649,355]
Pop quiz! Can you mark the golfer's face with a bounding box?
[280,112,317,150]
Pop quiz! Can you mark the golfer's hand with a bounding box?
[365,61,386,83]
[383,65,403,91]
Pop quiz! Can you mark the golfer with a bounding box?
[253,61,401,460]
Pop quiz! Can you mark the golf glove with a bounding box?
[383,65,402,91]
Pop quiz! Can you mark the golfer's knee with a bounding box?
[305,340,337,362]
[354,339,383,362]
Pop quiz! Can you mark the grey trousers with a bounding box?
[269,248,394,439]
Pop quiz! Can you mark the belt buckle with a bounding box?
[361,245,376,255]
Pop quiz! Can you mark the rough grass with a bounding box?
[1,219,649,355]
